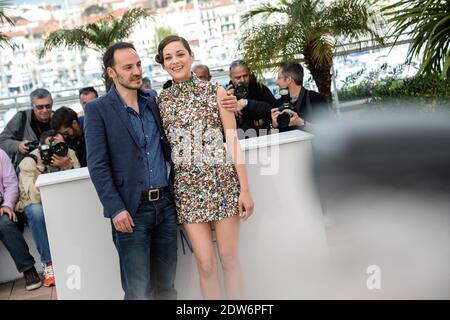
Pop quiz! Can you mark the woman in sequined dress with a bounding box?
[155,35,254,299]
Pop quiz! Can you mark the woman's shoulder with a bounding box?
[196,79,219,96]
[158,86,172,101]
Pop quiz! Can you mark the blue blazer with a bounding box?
[84,86,174,219]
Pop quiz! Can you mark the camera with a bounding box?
[276,88,296,129]
[231,84,249,100]
[39,141,69,166]
[25,141,39,152]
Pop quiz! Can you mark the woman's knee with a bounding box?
[218,248,239,271]
[196,256,218,279]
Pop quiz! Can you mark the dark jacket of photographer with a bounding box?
[228,79,277,135]
[15,148,79,212]
[0,109,50,159]
[276,87,329,133]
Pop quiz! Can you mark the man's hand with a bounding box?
[112,210,135,233]
[0,206,17,223]
[51,155,73,170]
[236,99,248,113]
[289,112,305,127]
[18,140,31,154]
[271,108,281,128]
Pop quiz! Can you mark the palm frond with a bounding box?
[116,8,152,35]
[0,0,15,49]
[241,23,303,79]
[323,0,384,44]
[0,33,14,49]
[241,1,288,25]
[308,35,335,67]
[40,8,152,57]
[0,0,13,25]
[239,0,383,100]
[40,28,92,58]
[383,0,450,78]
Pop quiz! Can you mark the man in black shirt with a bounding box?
[51,106,86,167]
[227,60,277,138]
[271,62,330,133]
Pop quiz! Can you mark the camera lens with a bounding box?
[277,112,291,129]
[234,85,248,100]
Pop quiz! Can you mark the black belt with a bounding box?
[140,187,169,202]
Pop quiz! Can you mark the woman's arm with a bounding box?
[217,86,254,220]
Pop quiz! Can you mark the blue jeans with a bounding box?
[24,203,52,264]
[112,195,178,300]
[0,214,36,273]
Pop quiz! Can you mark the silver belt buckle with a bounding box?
[148,189,160,201]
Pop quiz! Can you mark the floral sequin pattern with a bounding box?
[158,75,240,224]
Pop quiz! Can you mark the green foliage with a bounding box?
[38,8,152,90]
[0,0,14,49]
[240,0,383,102]
[150,26,175,53]
[40,8,152,57]
[338,65,450,109]
[382,0,450,79]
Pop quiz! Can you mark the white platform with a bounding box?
[1,130,329,299]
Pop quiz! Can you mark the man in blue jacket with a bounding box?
[84,42,177,300]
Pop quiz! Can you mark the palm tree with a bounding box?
[382,0,450,79]
[0,0,14,49]
[240,0,383,103]
[40,8,152,90]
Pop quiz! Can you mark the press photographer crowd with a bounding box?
[0,56,330,295]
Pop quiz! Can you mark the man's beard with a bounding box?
[116,74,142,90]
[232,80,249,88]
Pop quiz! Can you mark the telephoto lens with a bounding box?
[277,88,294,129]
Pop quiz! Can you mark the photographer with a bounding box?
[226,60,277,138]
[271,62,329,133]
[51,106,87,167]
[15,130,80,288]
[0,89,53,164]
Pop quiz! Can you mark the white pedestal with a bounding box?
[28,130,328,299]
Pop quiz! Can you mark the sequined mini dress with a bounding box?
[158,74,240,224]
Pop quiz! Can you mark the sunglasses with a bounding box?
[33,104,52,110]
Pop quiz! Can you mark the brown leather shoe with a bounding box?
[24,267,42,291]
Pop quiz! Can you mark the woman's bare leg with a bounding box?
[215,215,242,299]
[184,222,221,299]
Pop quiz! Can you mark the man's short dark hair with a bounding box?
[193,64,211,76]
[40,129,63,145]
[51,106,79,130]
[142,77,151,85]
[30,88,52,105]
[103,42,136,71]
[103,42,136,90]
[280,61,304,86]
[79,86,98,98]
